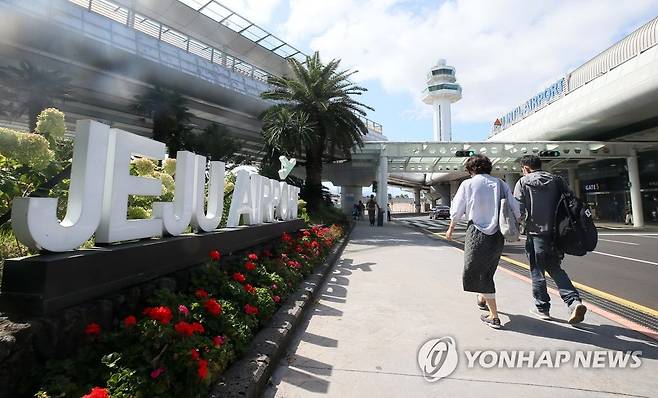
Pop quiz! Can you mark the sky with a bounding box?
[219,0,658,142]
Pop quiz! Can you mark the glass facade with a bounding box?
[427,83,460,92]
[431,68,454,76]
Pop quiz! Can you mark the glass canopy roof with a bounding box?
[175,0,308,63]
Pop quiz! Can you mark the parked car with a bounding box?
[429,206,450,220]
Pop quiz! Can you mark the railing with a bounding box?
[1,0,385,132]
[567,16,658,92]
[490,15,658,136]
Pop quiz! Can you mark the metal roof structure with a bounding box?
[348,140,658,187]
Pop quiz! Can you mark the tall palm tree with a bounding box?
[0,61,73,132]
[133,86,193,157]
[261,52,373,211]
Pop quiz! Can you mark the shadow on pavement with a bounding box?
[499,312,658,360]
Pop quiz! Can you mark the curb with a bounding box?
[209,223,354,398]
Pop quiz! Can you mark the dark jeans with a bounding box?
[525,235,581,311]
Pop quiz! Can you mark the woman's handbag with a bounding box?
[498,181,520,242]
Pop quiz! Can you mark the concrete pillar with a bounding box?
[627,152,644,228]
[567,168,579,197]
[504,172,520,193]
[434,184,451,206]
[341,186,362,215]
[414,187,422,214]
[449,180,460,201]
[377,155,388,224]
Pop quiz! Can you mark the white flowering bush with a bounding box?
[35,108,66,139]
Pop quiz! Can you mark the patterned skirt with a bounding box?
[462,222,504,294]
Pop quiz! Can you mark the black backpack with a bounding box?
[553,179,598,256]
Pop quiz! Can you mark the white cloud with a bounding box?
[280,0,658,126]
[219,0,283,25]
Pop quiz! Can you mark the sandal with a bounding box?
[480,314,501,329]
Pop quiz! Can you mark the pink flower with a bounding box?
[178,305,190,317]
[150,367,165,379]
[213,335,226,347]
[273,295,281,304]
[248,253,258,261]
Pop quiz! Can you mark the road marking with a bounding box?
[598,238,639,246]
[598,233,658,236]
[422,228,658,320]
[592,251,658,266]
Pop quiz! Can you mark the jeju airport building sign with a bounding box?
[499,78,565,129]
[11,120,300,252]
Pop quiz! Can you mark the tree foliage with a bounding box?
[260,52,373,210]
[0,61,73,132]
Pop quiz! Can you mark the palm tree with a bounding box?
[260,52,373,211]
[184,122,246,166]
[0,61,73,132]
[133,86,193,157]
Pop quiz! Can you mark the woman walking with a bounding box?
[446,155,520,329]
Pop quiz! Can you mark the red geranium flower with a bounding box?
[209,250,221,261]
[123,315,137,328]
[204,299,222,316]
[244,304,259,315]
[296,246,303,253]
[232,272,246,283]
[244,284,256,294]
[282,232,292,242]
[195,289,209,299]
[143,306,173,325]
[190,348,200,361]
[84,323,101,336]
[175,321,204,336]
[82,387,109,398]
[303,230,311,236]
[248,253,258,261]
[273,295,281,304]
[191,322,204,334]
[197,359,209,379]
[245,261,256,271]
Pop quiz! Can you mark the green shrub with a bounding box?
[33,225,344,397]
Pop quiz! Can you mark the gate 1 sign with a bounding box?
[11,120,300,252]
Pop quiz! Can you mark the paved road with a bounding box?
[397,216,658,311]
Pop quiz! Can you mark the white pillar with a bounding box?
[377,155,388,224]
[504,172,520,193]
[627,152,644,228]
[341,186,362,215]
[433,100,452,142]
[567,168,578,196]
[414,187,421,214]
[440,101,452,142]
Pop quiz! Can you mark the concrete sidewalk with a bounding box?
[264,222,658,398]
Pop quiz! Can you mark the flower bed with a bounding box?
[34,225,343,398]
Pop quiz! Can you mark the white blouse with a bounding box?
[450,174,521,235]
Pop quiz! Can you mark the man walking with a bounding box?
[514,155,587,324]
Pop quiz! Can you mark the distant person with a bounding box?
[387,202,392,221]
[352,203,359,220]
[358,200,365,220]
[514,155,587,324]
[446,155,520,329]
[366,195,378,226]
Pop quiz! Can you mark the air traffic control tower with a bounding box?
[423,59,462,141]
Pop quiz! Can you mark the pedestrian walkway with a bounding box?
[264,223,658,398]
